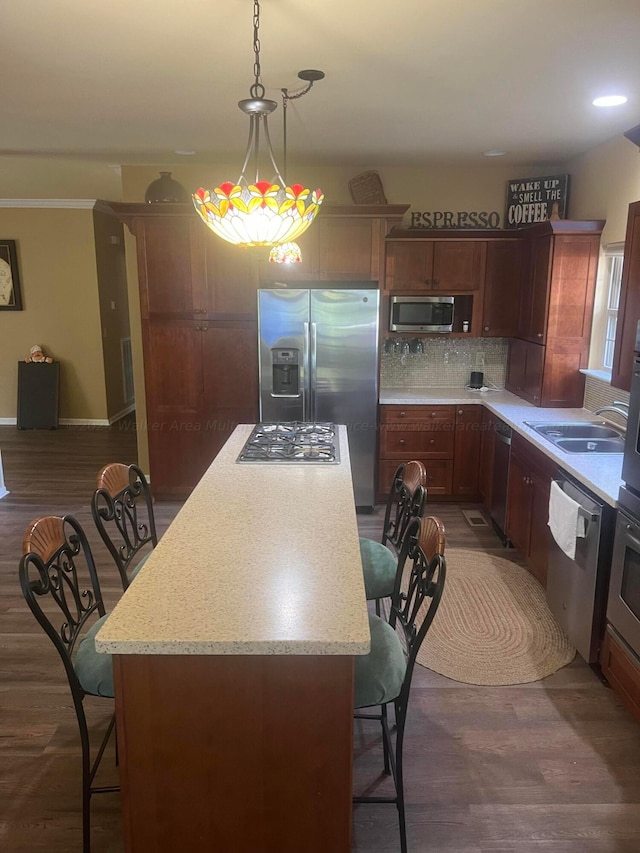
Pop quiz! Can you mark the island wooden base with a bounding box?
[114,654,355,852]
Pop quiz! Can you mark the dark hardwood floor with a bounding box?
[2,421,640,852]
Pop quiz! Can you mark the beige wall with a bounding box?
[0,156,122,200]
[565,134,640,245]
[0,208,108,421]
[563,134,640,368]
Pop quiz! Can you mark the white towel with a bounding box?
[548,481,586,561]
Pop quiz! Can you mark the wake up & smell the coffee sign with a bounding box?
[505,174,570,227]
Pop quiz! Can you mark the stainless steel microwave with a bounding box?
[389,295,455,333]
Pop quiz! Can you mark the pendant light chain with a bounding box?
[250,0,264,99]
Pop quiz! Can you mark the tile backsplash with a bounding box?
[381,337,509,388]
[583,373,630,429]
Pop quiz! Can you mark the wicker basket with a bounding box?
[348,170,387,205]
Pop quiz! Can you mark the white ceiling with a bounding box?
[3,0,640,167]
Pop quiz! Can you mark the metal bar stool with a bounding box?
[354,515,447,853]
[360,461,427,613]
[19,514,118,853]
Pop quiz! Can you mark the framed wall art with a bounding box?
[0,240,22,310]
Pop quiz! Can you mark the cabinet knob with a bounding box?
[536,332,543,338]
[429,439,435,445]
[430,412,437,417]
[457,409,463,415]
[484,325,490,332]
[399,439,406,446]
[399,411,406,418]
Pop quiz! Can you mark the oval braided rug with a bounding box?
[415,548,575,685]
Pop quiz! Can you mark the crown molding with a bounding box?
[0,199,98,209]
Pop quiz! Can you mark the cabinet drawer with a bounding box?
[380,405,455,424]
[380,424,454,459]
[378,459,453,497]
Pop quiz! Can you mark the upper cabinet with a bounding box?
[506,220,604,408]
[519,233,552,343]
[612,201,640,391]
[385,236,486,291]
[482,239,524,337]
[259,204,409,285]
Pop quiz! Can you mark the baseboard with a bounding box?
[108,404,135,425]
[0,418,17,425]
[58,418,111,426]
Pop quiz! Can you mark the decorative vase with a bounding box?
[144,171,188,203]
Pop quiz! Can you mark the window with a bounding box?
[602,253,623,370]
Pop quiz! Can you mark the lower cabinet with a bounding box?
[600,626,640,724]
[478,408,499,506]
[378,404,482,498]
[143,319,258,498]
[505,433,555,587]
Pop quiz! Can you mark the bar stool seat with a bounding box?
[354,612,406,707]
[74,614,114,698]
[359,539,398,600]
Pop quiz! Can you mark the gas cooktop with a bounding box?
[237,422,340,464]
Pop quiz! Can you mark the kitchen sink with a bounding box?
[553,437,625,453]
[524,421,625,453]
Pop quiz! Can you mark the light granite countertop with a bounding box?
[379,387,624,506]
[95,424,370,656]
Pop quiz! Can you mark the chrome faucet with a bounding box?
[593,404,629,421]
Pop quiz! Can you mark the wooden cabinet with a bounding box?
[378,404,481,498]
[600,626,640,724]
[385,238,486,292]
[482,240,524,337]
[452,405,482,496]
[508,221,604,408]
[259,204,409,285]
[505,338,544,405]
[135,214,260,319]
[612,201,640,391]
[479,408,499,506]
[142,318,258,497]
[505,433,555,587]
[519,234,552,343]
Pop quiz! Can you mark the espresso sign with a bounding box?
[410,210,500,229]
[505,174,570,227]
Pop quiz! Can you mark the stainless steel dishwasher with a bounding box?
[546,474,614,663]
[489,419,512,541]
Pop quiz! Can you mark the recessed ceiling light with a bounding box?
[175,149,196,155]
[592,95,628,107]
[483,149,506,157]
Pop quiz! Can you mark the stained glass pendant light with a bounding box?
[193,0,324,248]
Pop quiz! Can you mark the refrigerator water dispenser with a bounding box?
[271,349,300,396]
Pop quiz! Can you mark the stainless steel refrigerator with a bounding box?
[258,288,380,507]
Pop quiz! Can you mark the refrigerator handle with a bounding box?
[310,322,317,421]
[303,321,310,422]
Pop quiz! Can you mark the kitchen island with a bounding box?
[95,424,369,853]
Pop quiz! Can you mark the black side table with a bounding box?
[17,361,60,429]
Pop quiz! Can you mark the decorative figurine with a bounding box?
[25,345,53,363]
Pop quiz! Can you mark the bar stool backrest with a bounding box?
[20,515,106,697]
[381,461,427,554]
[91,463,157,590]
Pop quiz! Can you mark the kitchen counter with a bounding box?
[98,424,367,852]
[96,423,369,656]
[380,387,623,506]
